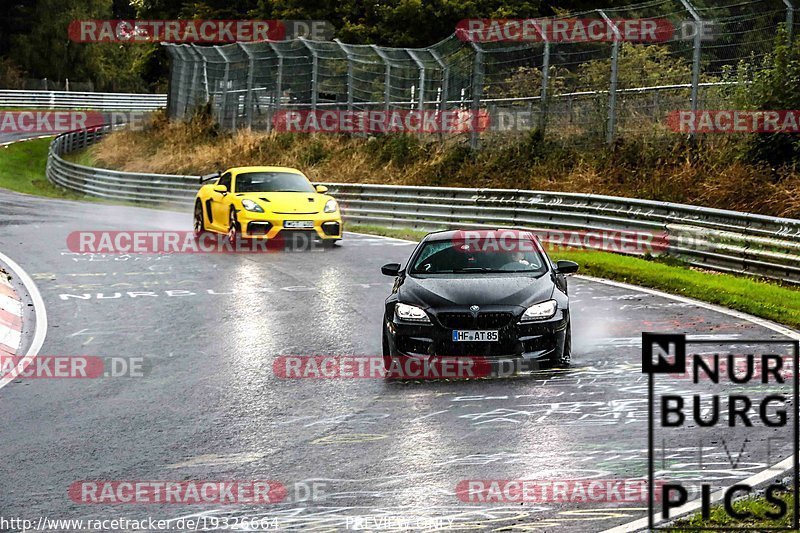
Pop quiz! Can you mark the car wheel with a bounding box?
[227,208,239,243]
[193,201,207,238]
[382,330,398,378]
[558,322,572,368]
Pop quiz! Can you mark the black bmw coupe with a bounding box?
[381,229,578,374]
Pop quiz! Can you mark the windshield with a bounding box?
[409,239,548,275]
[235,172,315,193]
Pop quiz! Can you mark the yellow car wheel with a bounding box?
[193,201,207,239]
[227,209,239,243]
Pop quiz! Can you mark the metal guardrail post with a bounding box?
[680,0,703,137]
[469,42,485,150]
[599,10,620,145]
[371,45,393,112]
[299,38,319,112]
[335,39,354,112]
[238,43,256,128]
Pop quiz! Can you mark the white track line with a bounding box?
[0,134,54,148]
[0,251,48,390]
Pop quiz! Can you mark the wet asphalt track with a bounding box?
[0,188,797,532]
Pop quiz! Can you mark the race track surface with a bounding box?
[0,189,795,531]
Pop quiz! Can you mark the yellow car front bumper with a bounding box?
[236,211,343,240]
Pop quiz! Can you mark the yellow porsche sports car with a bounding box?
[193,166,342,243]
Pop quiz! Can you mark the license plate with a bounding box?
[452,330,499,342]
[283,220,314,229]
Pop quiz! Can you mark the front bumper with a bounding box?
[237,210,342,240]
[385,307,569,370]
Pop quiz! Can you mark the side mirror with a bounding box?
[381,263,401,277]
[315,185,329,194]
[556,260,579,274]
[213,184,228,194]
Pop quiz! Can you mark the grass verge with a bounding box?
[0,137,91,200]
[671,493,794,531]
[349,223,800,330]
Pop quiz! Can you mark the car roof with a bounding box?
[227,166,305,176]
[422,229,537,242]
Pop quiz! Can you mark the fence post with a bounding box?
[299,38,319,112]
[191,44,210,105]
[186,45,204,115]
[267,42,284,133]
[680,0,702,138]
[469,42,485,150]
[215,46,234,129]
[407,50,426,112]
[334,39,354,112]
[238,43,256,128]
[785,0,796,42]
[162,44,178,118]
[531,20,550,134]
[371,45,393,112]
[599,10,620,145]
[428,48,449,112]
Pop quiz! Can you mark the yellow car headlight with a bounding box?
[242,199,264,213]
[324,199,337,213]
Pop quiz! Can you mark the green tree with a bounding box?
[736,29,800,167]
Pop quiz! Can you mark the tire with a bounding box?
[193,201,207,238]
[558,322,572,368]
[382,330,393,371]
[382,330,400,379]
[227,208,239,243]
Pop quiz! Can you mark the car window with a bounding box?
[218,172,232,191]
[410,240,547,275]
[235,172,315,193]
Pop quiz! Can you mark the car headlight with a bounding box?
[521,299,557,321]
[395,303,430,323]
[241,199,264,213]
[324,199,338,213]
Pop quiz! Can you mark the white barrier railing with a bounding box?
[0,90,167,111]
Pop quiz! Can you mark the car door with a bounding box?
[208,172,232,231]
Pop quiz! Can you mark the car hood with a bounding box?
[236,192,327,214]
[398,274,555,310]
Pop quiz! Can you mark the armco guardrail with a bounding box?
[47,127,800,284]
[1,90,166,111]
